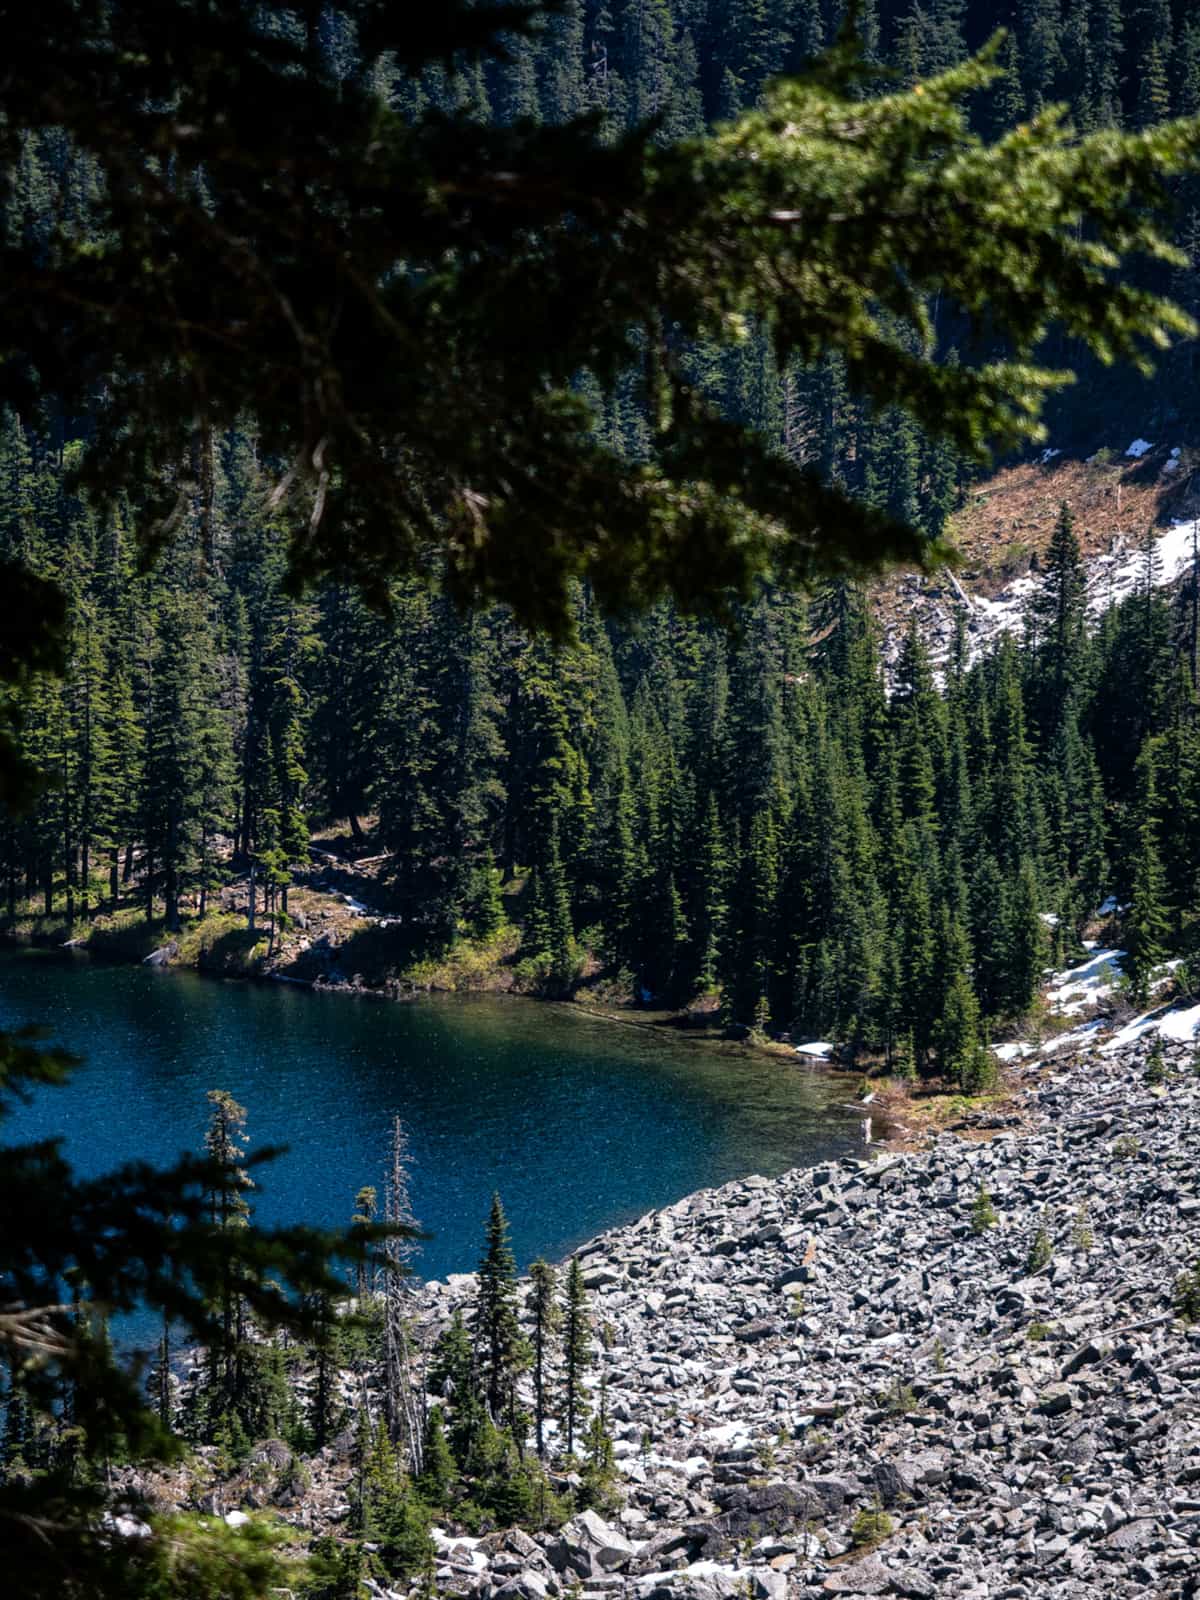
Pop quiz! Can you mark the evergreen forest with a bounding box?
[4,1,1200,1085]
[2,423,1197,1083]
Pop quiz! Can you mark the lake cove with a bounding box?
[0,949,862,1291]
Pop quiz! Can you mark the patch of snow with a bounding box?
[698,1420,752,1448]
[993,1042,1032,1063]
[1039,447,1061,464]
[1159,1003,1200,1042]
[1126,437,1154,458]
[1085,520,1198,621]
[795,1040,834,1058]
[1101,1012,1160,1052]
[912,516,1200,682]
[1038,1019,1108,1055]
[1096,896,1120,917]
[224,1510,251,1528]
[342,894,372,915]
[1039,911,1060,928]
[1046,948,1124,1016]
[1099,997,1200,1052]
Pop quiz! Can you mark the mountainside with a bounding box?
[875,439,1200,670]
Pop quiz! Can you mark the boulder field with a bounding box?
[399,1039,1200,1600]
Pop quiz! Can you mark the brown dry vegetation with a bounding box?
[871,443,1200,644]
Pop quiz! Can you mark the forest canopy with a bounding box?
[2,0,1199,663]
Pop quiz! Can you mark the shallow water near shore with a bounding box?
[0,948,862,1341]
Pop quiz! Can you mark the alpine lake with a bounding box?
[0,948,863,1345]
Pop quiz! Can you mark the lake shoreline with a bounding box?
[0,912,873,1094]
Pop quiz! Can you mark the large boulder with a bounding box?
[548,1509,637,1577]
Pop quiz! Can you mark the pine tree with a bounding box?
[474,1194,525,1423]
[416,1404,456,1506]
[562,1256,591,1459]
[1031,502,1088,734]
[202,1088,253,1423]
[429,1310,476,1406]
[1002,859,1046,1018]
[936,969,994,1093]
[1125,740,1170,1004]
[308,1287,339,1450]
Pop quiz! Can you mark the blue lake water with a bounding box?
[0,950,860,1343]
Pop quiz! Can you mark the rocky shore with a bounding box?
[406,1035,1200,1600]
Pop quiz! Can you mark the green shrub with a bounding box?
[850,1502,895,1550]
[1025,1222,1053,1275]
[970,1182,998,1233]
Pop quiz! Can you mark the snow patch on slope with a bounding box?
[1046,947,1125,1017]
[884,512,1200,679]
[1102,1002,1200,1053]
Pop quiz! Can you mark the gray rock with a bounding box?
[889,1571,938,1600]
[551,1511,637,1578]
[821,1557,891,1594]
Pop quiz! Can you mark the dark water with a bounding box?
[0,950,859,1322]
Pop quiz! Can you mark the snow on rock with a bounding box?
[1096,895,1120,916]
[794,1040,834,1059]
[1101,1012,1160,1053]
[1085,519,1198,620]
[1126,437,1154,457]
[993,1041,1033,1063]
[1046,947,1124,1016]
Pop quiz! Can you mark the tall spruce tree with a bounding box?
[474,1194,525,1423]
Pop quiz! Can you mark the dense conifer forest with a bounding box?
[4,0,1200,1084]
[3,422,1196,1082]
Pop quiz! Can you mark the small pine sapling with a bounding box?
[850,1499,895,1550]
[1176,1260,1200,1323]
[1070,1202,1095,1253]
[971,1182,998,1233]
[1145,1037,1167,1085]
[1026,1221,1053,1274]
